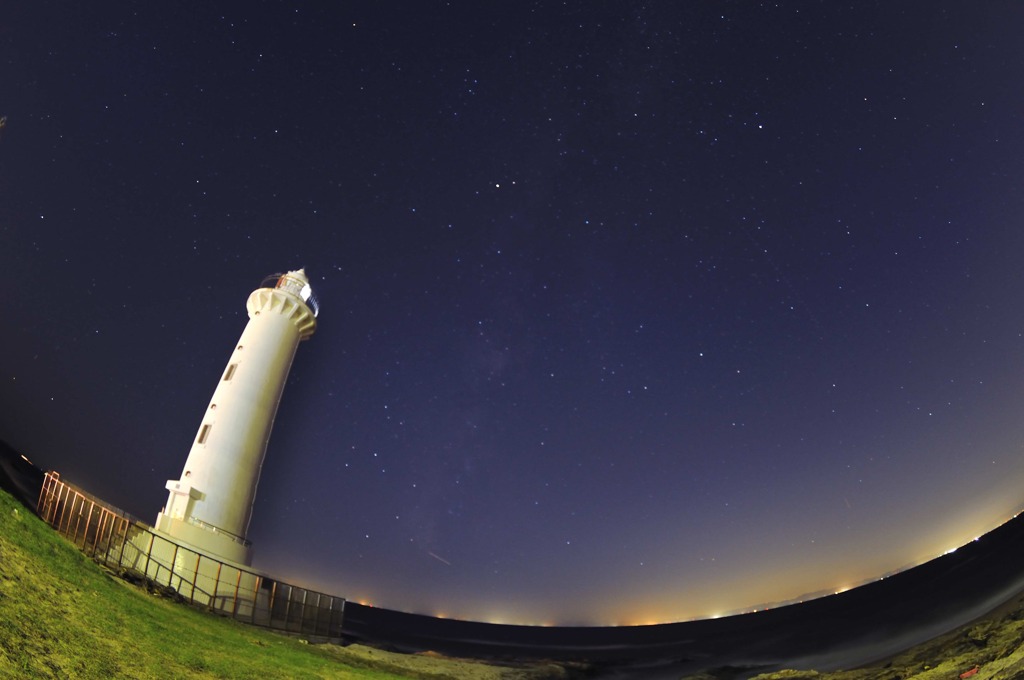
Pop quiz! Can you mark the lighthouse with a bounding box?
[155,269,318,565]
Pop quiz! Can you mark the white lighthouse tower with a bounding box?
[156,269,318,565]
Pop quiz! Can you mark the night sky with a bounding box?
[4,2,1024,627]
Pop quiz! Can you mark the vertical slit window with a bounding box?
[223,364,238,381]
[197,424,212,445]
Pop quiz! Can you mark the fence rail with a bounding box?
[36,471,345,640]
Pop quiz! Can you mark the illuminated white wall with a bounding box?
[156,270,317,565]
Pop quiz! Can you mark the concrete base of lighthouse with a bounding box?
[125,526,267,618]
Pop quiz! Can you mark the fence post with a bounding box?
[168,543,179,589]
[36,473,54,519]
[191,553,201,604]
[64,491,77,536]
[212,562,223,611]
[90,509,107,557]
[324,596,334,637]
[68,490,79,535]
[99,513,115,564]
[56,486,71,533]
[38,474,55,523]
[117,518,131,567]
[268,581,278,627]
[59,484,71,529]
[106,513,121,562]
[142,532,155,578]
[36,473,49,516]
[283,585,293,631]
[326,597,341,638]
[90,509,101,557]
[51,479,62,526]
[42,476,55,523]
[66,490,80,536]
[59,485,73,530]
[45,478,58,524]
[251,576,261,624]
[307,593,319,634]
[44,476,59,524]
[79,500,96,547]
[232,569,243,617]
[69,493,83,539]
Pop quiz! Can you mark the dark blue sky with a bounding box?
[3,2,1024,625]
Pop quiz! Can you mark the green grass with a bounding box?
[0,488,483,679]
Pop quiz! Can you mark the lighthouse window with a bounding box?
[223,364,238,381]
[197,424,212,445]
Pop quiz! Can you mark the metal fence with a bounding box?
[36,471,346,640]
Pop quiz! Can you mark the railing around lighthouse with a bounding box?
[36,471,345,640]
[184,515,252,548]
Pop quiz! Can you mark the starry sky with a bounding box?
[3,2,1024,626]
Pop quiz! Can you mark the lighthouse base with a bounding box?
[155,512,253,566]
[125,526,266,618]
